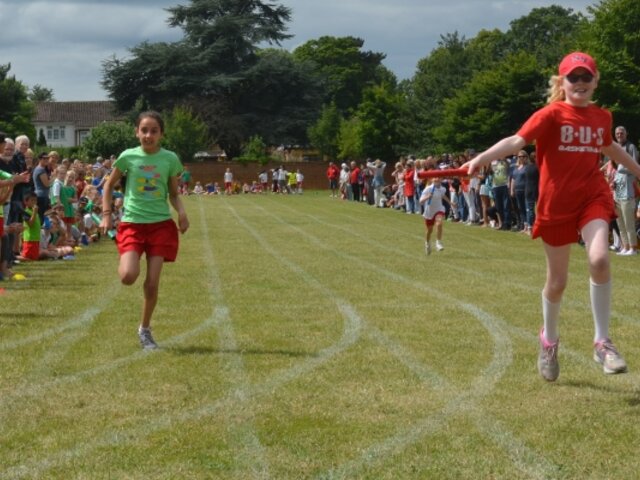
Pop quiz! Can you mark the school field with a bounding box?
[2,193,640,479]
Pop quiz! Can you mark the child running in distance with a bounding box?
[419,177,451,255]
[100,111,189,350]
[465,52,640,381]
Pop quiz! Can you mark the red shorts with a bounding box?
[116,219,179,262]
[224,182,232,190]
[424,212,445,227]
[532,200,614,246]
[63,217,75,225]
[0,220,3,236]
[22,240,40,260]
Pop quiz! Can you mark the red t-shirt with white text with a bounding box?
[516,101,613,226]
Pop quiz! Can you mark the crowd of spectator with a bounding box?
[180,165,305,196]
[0,132,122,281]
[325,136,640,252]
[326,151,541,235]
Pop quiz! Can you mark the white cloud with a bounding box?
[1,0,595,100]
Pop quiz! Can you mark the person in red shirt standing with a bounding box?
[349,161,361,202]
[466,52,640,382]
[326,162,340,198]
[403,159,417,214]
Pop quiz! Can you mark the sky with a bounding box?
[1,0,596,102]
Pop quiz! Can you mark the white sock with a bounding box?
[542,293,561,343]
[590,279,611,343]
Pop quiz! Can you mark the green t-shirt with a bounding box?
[23,207,41,242]
[60,185,76,218]
[114,146,183,224]
[0,171,11,218]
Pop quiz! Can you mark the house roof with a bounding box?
[33,101,125,128]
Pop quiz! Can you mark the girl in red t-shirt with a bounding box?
[465,52,640,382]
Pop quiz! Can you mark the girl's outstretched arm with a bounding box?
[464,135,526,175]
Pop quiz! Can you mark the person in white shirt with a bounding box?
[419,178,451,255]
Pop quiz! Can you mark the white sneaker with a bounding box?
[624,249,637,256]
[436,241,444,252]
[138,327,158,350]
[425,242,431,256]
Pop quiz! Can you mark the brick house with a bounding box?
[33,101,125,147]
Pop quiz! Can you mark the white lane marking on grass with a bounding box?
[1,201,364,479]
[2,301,363,480]
[293,202,640,350]
[253,200,559,479]
[0,279,122,352]
[197,198,270,479]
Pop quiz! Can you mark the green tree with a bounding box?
[0,63,36,140]
[162,106,210,163]
[337,117,364,161]
[102,0,306,159]
[293,36,387,114]
[29,84,55,102]
[583,0,640,129]
[408,32,475,152]
[237,135,273,165]
[80,121,138,160]
[307,103,343,160]
[355,84,405,160]
[504,6,586,69]
[224,48,323,147]
[434,52,544,151]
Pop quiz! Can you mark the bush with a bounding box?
[236,135,274,165]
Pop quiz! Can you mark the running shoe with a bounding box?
[537,329,559,382]
[593,339,627,374]
[425,242,431,256]
[436,241,444,252]
[138,327,158,350]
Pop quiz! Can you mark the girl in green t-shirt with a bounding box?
[100,111,190,350]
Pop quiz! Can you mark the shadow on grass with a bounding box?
[0,311,58,319]
[561,379,639,399]
[167,345,318,358]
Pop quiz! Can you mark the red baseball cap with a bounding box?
[558,52,598,76]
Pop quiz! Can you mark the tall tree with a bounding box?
[356,83,405,161]
[28,84,55,102]
[102,0,318,159]
[433,52,544,151]
[293,36,387,114]
[504,6,586,69]
[308,102,343,161]
[582,0,640,130]
[0,63,35,140]
[408,32,476,152]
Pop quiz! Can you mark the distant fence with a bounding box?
[185,161,393,190]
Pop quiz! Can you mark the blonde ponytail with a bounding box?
[546,75,565,104]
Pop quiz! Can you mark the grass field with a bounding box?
[2,192,640,479]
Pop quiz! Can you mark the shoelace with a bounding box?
[597,341,618,357]
[543,343,558,361]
